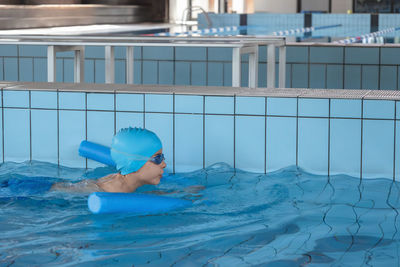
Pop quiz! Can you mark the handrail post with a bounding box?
[6,36,285,87]
[47,45,56,82]
[74,47,85,83]
[126,46,134,84]
[232,47,241,87]
[279,46,286,88]
[47,45,84,83]
[105,45,115,84]
[248,46,258,88]
[267,44,276,89]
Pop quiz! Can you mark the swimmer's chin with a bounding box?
[152,175,162,185]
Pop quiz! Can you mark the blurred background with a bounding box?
[0,0,397,31]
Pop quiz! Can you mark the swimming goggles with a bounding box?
[111,148,165,164]
[149,153,165,165]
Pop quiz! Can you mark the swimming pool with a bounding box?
[0,160,399,266]
[0,82,398,265]
[193,13,400,44]
[0,65,400,267]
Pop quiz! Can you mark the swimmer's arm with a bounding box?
[144,185,205,195]
[184,185,205,194]
[50,179,105,193]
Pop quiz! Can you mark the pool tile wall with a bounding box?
[379,14,400,29]
[2,44,400,90]
[247,13,304,31]
[1,83,400,181]
[288,45,400,90]
[198,13,241,29]
[312,14,370,37]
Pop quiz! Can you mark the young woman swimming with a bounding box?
[51,127,166,193]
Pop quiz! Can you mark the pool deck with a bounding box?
[2,81,400,100]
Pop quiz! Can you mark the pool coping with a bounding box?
[287,42,400,47]
[2,81,400,100]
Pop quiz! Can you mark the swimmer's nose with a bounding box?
[161,161,166,168]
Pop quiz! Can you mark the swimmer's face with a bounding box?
[136,149,166,185]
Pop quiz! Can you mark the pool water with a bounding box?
[0,161,399,266]
[149,25,400,43]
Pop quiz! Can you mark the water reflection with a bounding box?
[1,162,400,266]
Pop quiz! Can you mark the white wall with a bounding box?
[170,0,187,23]
[253,0,297,13]
[232,0,246,13]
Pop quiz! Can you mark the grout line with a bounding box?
[307,46,310,88]
[29,90,32,162]
[57,90,60,166]
[360,98,364,180]
[206,48,208,86]
[393,100,397,181]
[62,59,65,83]
[222,61,225,86]
[342,47,345,89]
[157,61,160,84]
[2,56,4,80]
[93,59,96,83]
[114,91,116,135]
[265,96,267,174]
[17,45,20,81]
[143,93,146,128]
[296,96,299,167]
[0,105,396,120]
[31,57,34,82]
[141,47,143,84]
[233,94,236,170]
[189,62,192,85]
[173,93,175,174]
[85,92,88,169]
[378,47,381,90]
[203,95,205,169]
[290,64,293,88]
[1,88,4,163]
[325,64,328,89]
[173,47,176,85]
[328,98,331,177]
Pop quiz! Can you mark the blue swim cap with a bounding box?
[111,127,162,175]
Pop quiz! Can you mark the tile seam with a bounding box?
[360,97,364,180]
[1,88,3,163]
[29,90,32,162]
[173,93,175,174]
[85,92,88,169]
[57,89,60,166]
[264,96,267,174]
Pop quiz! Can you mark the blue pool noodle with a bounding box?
[81,140,191,214]
[79,140,116,167]
[88,192,192,214]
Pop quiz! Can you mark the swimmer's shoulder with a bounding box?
[96,173,118,184]
[51,179,106,193]
[95,173,125,192]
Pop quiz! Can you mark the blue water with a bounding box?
[156,25,400,43]
[0,161,399,266]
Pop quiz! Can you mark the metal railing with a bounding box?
[0,35,286,88]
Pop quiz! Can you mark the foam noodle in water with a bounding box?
[88,192,191,214]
